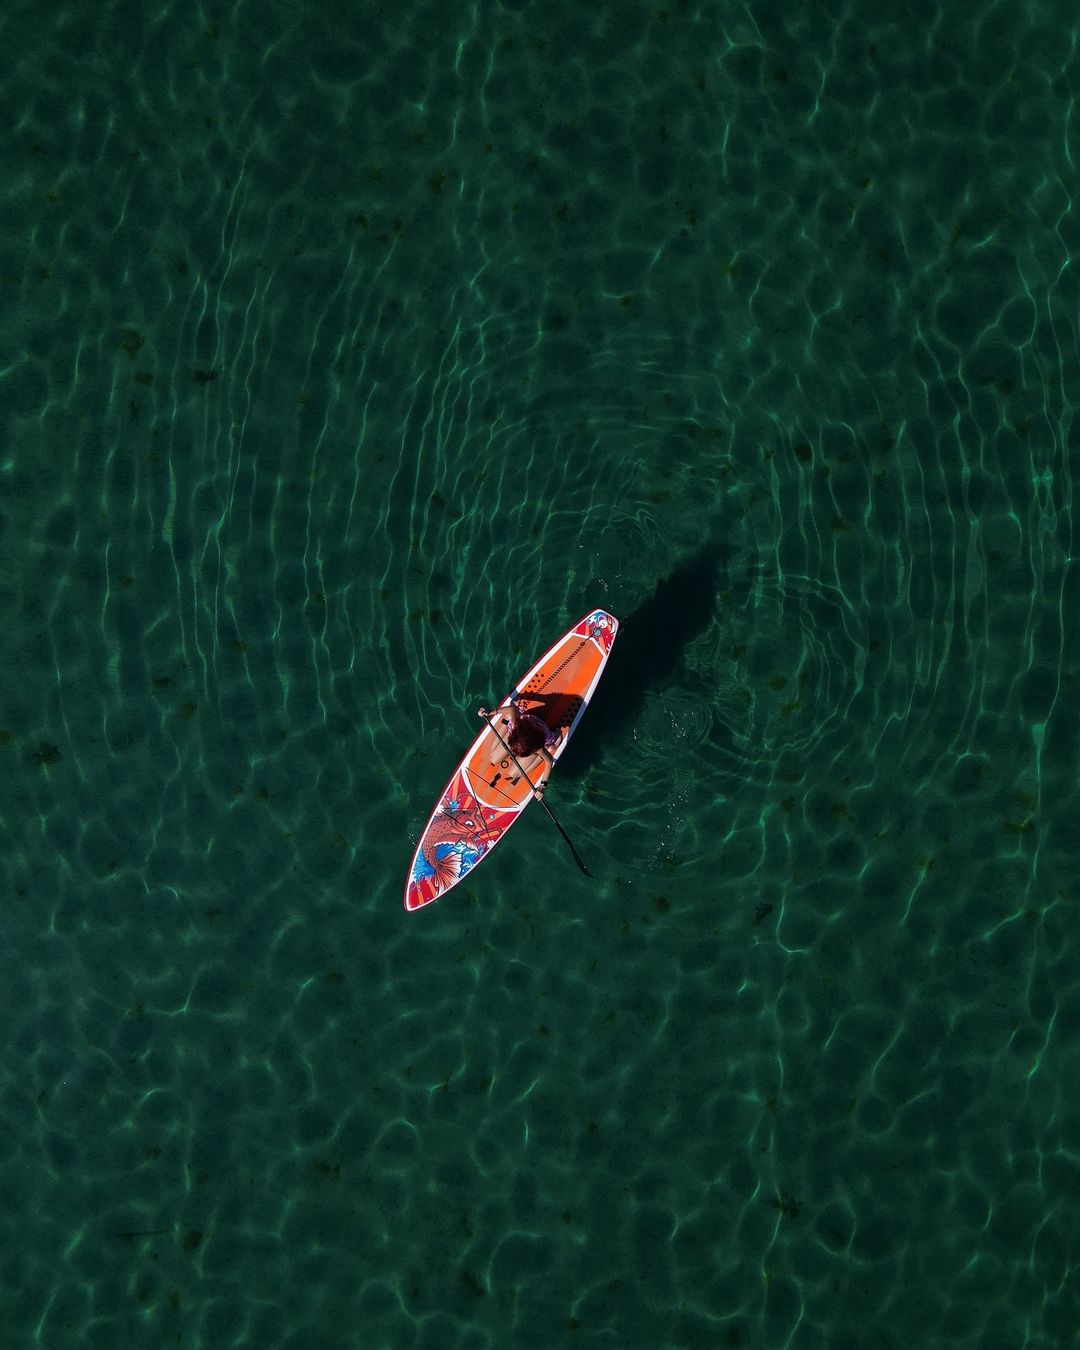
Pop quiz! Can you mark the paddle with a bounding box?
[479,709,595,879]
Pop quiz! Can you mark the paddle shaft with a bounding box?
[481,710,594,880]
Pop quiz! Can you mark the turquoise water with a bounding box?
[2,0,1078,1344]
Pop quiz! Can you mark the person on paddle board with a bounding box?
[478,698,558,797]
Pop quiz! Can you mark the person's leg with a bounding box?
[507,750,539,785]
[485,701,518,766]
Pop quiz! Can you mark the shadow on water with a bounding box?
[561,538,730,779]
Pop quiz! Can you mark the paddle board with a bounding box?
[404,608,619,910]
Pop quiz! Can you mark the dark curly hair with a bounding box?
[508,717,547,756]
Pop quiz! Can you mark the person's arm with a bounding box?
[478,699,518,729]
[533,746,554,796]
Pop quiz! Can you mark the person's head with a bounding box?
[509,716,546,756]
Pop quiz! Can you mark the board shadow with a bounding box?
[559,539,730,780]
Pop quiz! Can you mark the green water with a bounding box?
[2,0,1077,1345]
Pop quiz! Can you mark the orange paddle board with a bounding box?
[404,608,619,910]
